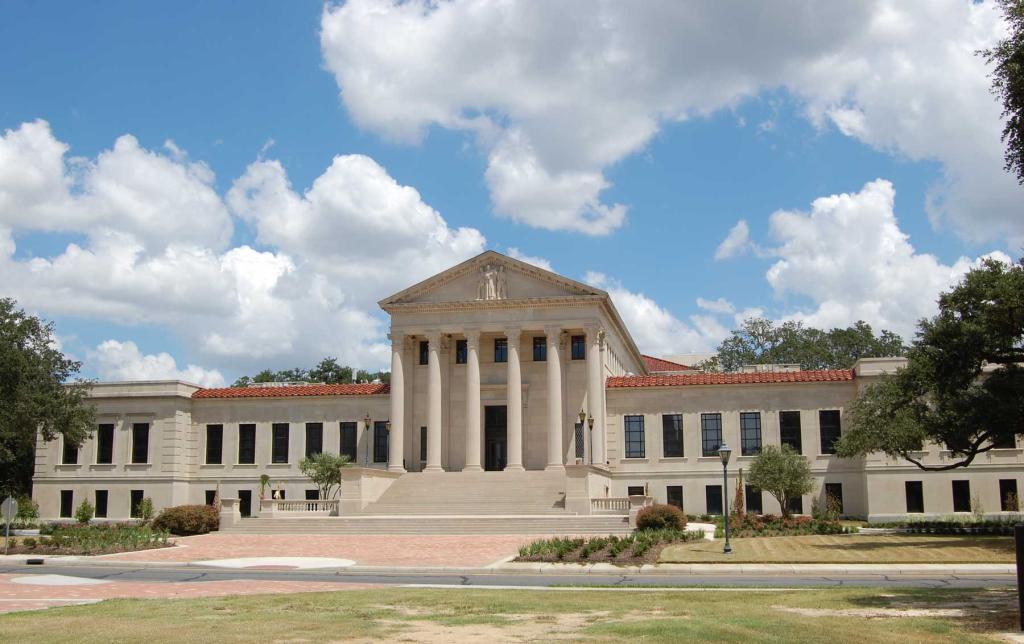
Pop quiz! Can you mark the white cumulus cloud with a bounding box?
[91,340,226,387]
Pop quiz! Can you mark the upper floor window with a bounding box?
[624,415,645,458]
[701,413,722,457]
[419,340,429,365]
[205,424,223,465]
[238,424,256,464]
[494,338,508,363]
[96,423,114,464]
[819,410,841,454]
[272,423,289,463]
[779,411,802,454]
[740,412,761,456]
[61,438,78,465]
[131,423,150,464]
[571,335,585,360]
[340,422,358,462]
[455,339,467,364]
[533,336,547,361]
[305,422,323,458]
[662,414,683,457]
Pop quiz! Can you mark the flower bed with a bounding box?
[7,523,171,555]
[515,528,703,564]
[714,513,849,538]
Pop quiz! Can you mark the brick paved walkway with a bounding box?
[100,533,533,567]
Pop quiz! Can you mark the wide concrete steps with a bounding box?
[225,515,630,535]
[362,470,569,516]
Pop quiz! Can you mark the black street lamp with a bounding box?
[364,413,372,467]
[718,443,733,555]
[587,415,595,465]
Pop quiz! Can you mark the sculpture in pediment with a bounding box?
[476,263,509,300]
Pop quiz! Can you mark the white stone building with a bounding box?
[32,251,1024,525]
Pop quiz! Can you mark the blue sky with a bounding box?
[0,1,1018,385]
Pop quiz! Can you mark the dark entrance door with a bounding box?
[484,405,507,471]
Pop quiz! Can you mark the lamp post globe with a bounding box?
[718,443,733,555]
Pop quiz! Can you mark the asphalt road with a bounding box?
[0,562,1016,589]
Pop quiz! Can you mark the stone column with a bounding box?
[545,325,564,470]
[387,332,406,472]
[464,329,483,471]
[586,325,605,465]
[425,331,443,472]
[505,328,524,471]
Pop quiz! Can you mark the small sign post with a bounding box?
[1,496,17,555]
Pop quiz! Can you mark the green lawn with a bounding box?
[660,534,1014,563]
[0,586,1018,642]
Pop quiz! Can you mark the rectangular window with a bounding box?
[1001,480,1019,511]
[96,423,114,464]
[740,412,762,456]
[131,423,150,464]
[305,422,323,458]
[420,426,427,463]
[205,424,223,465]
[533,336,546,361]
[571,334,585,360]
[271,423,289,464]
[779,411,802,453]
[627,485,645,496]
[952,480,971,512]
[667,485,683,511]
[905,481,924,513]
[705,485,723,515]
[59,490,73,518]
[745,485,762,514]
[455,339,467,364]
[701,413,722,457]
[825,483,844,515]
[819,410,841,454]
[238,490,252,518]
[575,421,585,459]
[61,438,78,465]
[204,490,216,506]
[238,424,256,464]
[340,422,358,462]
[305,489,320,501]
[419,340,429,365]
[373,421,389,463]
[993,435,1017,449]
[787,496,804,515]
[662,414,683,457]
[95,490,108,518]
[494,338,508,363]
[624,415,645,458]
[130,490,144,518]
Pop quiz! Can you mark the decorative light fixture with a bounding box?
[364,413,372,466]
[578,409,587,425]
[718,443,733,554]
[587,415,595,465]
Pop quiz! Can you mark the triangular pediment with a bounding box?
[379,251,605,308]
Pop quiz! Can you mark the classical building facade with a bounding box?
[32,251,1023,523]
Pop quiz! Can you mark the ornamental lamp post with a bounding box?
[363,413,372,467]
[718,443,733,555]
[587,415,595,465]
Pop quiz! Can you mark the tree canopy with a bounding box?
[299,452,351,500]
[699,318,905,372]
[232,357,389,387]
[982,0,1024,185]
[0,298,95,496]
[746,445,815,518]
[836,257,1024,470]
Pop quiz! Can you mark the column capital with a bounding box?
[463,327,481,348]
[424,329,442,344]
[544,324,562,339]
[504,326,523,347]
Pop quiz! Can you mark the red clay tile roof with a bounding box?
[642,355,693,373]
[607,369,854,388]
[193,383,390,399]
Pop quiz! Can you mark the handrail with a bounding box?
[591,497,630,513]
[274,499,339,513]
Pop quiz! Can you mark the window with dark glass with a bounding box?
[624,415,645,458]
[745,485,762,514]
[419,340,429,365]
[952,480,971,512]
[62,438,78,465]
[420,426,427,462]
[340,422,358,462]
[701,413,722,457]
[494,338,508,363]
[1000,479,1019,511]
[238,424,256,464]
[130,490,144,518]
[373,421,389,463]
[204,490,216,506]
[570,335,585,360]
[905,481,924,513]
[238,490,252,517]
[59,490,73,518]
[96,423,114,464]
[533,336,546,361]
[662,414,683,457]
[272,423,289,463]
[819,410,841,454]
[787,496,804,515]
[740,412,762,456]
[705,485,723,515]
[305,422,323,458]
[131,423,150,464]
[455,339,467,364]
[825,483,844,514]
[779,411,802,453]
[95,490,108,518]
[666,485,683,510]
[205,424,223,465]
[627,485,645,496]
[305,489,320,501]
[993,434,1017,448]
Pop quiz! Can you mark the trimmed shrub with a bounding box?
[636,504,687,531]
[74,500,95,525]
[152,504,219,536]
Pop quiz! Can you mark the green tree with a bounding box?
[981,0,1024,184]
[309,357,353,385]
[703,318,905,372]
[0,298,95,496]
[74,499,95,525]
[837,257,1024,470]
[746,445,815,518]
[231,358,388,387]
[298,452,351,500]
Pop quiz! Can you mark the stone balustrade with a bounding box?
[591,497,631,513]
[259,498,339,517]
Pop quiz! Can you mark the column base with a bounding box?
[503,464,525,472]
[387,465,407,474]
[462,465,483,472]
[545,464,566,472]
[423,464,444,472]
